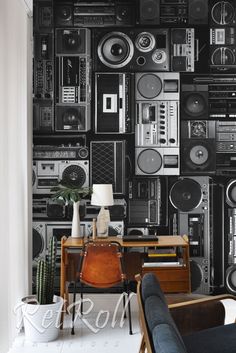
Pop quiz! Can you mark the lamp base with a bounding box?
[96,207,110,238]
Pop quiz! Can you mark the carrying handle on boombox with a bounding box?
[194,39,199,62]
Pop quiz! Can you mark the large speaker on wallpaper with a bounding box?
[181,139,216,174]
[139,0,160,25]
[181,120,216,174]
[90,141,126,195]
[94,28,170,72]
[181,84,208,120]
[169,176,212,294]
[170,28,195,72]
[188,0,208,25]
[136,147,180,176]
[210,1,236,26]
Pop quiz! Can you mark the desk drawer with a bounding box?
[142,267,190,293]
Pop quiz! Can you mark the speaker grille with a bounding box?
[91,141,125,194]
[62,164,86,187]
[190,260,203,292]
[91,142,115,184]
[169,178,202,212]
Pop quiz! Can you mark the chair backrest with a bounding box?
[136,273,188,353]
[79,241,125,288]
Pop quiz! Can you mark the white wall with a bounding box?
[0,0,32,352]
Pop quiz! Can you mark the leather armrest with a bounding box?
[169,295,236,336]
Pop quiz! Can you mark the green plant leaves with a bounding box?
[51,182,92,204]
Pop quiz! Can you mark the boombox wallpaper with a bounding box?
[32,0,236,295]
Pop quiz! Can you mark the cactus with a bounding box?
[46,236,57,304]
[36,259,48,304]
[36,236,57,305]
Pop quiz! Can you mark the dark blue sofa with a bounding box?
[137,273,236,353]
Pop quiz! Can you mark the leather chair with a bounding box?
[71,240,132,335]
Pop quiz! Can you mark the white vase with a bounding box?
[71,201,81,238]
[21,295,63,343]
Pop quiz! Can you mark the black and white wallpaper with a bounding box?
[32,0,236,294]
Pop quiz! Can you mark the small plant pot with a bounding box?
[21,295,63,342]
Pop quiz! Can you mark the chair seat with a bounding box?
[183,323,236,353]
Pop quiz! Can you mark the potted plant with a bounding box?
[21,236,63,342]
[51,182,92,238]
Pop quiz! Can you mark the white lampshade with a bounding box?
[91,184,114,207]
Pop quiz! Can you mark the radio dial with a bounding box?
[169,138,176,143]
[160,139,166,144]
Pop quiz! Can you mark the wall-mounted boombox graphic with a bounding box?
[95,72,134,134]
[33,160,89,194]
[181,120,216,175]
[191,75,236,119]
[55,28,91,132]
[135,72,180,175]
[32,198,127,222]
[216,121,236,174]
[33,101,54,133]
[210,0,236,26]
[33,144,89,160]
[169,176,212,294]
[87,221,124,237]
[54,1,135,27]
[128,177,166,225]
[94,28,170,72]
[210,0,236,71]
[138,0,208,25]
[33,33,53,100]
[32,220,124,264]
[210,27,236,72]
[33,198,66,219]
[33,0,53,31]
[33,30,54,133]
[32,221,87,262]
[170,28,195,72]
[226,207,236,294]
[81,199,127,221]
[225,177,236,294]
[90,141,126,195]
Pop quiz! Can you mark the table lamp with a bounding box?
[91,184,114,237]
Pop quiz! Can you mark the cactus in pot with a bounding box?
[21,235,63,342]
[36,235,57,304]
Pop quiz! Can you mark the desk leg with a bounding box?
[60,237,67,329]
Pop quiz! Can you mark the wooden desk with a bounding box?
[60,235,190,304]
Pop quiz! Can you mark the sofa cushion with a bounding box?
[142,273,167,304]
[183,323,236,353]
[145,295,185,347]
[153,323,187,353]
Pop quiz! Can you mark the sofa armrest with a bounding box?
[169,295,236,336]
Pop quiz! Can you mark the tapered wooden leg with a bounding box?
[139,335,146,353]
